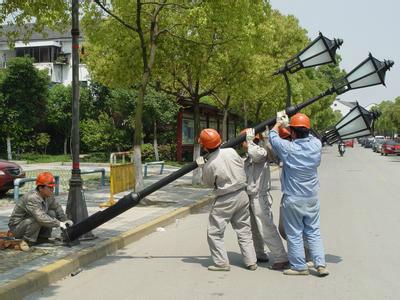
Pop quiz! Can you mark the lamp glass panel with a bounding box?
[302,52,332,67]
[335,108,361,128]
[347,60,377,83]
[349,73,381,89]
[299,39,329,62]
[340,129,371,140]
[337,116,368,136]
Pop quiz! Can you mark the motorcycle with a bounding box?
[338,142,345,157]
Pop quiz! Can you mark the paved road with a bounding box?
[27,145,400,300]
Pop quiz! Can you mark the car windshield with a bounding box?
[385,140,396,145]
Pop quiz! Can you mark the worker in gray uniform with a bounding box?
[242,128,289,270]
[196,128,257,271]
[8,172,73,245]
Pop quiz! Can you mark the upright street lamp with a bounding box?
[322,103,380,145]
[274,32,343,107]
[65,0,94,240]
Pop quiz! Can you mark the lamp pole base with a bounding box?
[66,171,96,240]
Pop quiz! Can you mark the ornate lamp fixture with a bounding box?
[274,32,343,107]
[332,53,394,94]
[322,103,380,145]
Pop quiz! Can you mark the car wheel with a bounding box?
[384,153,388,156]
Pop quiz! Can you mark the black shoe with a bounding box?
[36,237,51,244]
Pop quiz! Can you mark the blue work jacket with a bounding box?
[269,130,321,197]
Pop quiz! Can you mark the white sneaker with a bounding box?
[208,265,230,271]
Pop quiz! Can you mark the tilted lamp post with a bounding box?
[274,32,343,107]
[62,51,393,243]
[322,103,380,145]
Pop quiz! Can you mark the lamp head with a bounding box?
[333,53,394,95]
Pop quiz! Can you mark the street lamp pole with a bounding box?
[66,0,93,238]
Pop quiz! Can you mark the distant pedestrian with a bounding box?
[241,127,289,270]
[8,172,73,246]
[197,128,257,271]
[269,112,329,277]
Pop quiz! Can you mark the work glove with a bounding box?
[59,221,68,230]
[276,110,289,127]
[245,128,255,143]
[261,126,270,139]
[196,156,205,167]
[65,220,74,227]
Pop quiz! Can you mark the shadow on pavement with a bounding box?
[325,253,343,264]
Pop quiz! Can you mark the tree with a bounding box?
[156,0,267,184]
[35,133,50,154]
[83,0,181,191]
[0,57,49,159]
[142,87,180,160]
[0,1,69,45]
[47,84,94,155]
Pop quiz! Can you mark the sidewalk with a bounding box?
[0,166,213,300]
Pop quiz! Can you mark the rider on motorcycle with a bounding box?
[338,141,345,156]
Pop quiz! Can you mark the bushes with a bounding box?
[141,143,176,162]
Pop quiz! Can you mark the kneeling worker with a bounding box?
[8,172,73,245]
[197,128,257,271]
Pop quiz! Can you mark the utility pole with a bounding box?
[66,0,94,239]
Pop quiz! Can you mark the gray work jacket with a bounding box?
[243,142,271,196]
[8,190,67,228]
[202,148,247,197]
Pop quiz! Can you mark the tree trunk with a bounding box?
[134,77,147,192]
[153,120,159,161]
[255,101,263,123]
[6,136,12,160]
[221,96,230,141]
[243,101,248,128]
[192,94,202,185]
[64,137,68,155]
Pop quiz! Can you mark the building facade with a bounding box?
[0,26,89,86]
[331,99,357,117]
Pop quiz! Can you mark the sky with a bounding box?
[268,0,399,107]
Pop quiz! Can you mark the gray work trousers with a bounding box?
[9,210,57,243]
[207,189,257,267]
[249,193,288,263]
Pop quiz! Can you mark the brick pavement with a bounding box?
[0,165,213,299]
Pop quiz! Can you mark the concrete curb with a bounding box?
[0,195,214,300]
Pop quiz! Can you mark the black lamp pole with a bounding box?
[62,88,334,242]
[65,0,93,239]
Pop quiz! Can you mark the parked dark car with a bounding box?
[372,138,385,152]
[364,137,374,148]
[0,160,26,197]
[380,140,400,156]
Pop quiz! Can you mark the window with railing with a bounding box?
[16,46,61,63]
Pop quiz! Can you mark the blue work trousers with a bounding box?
[282,194,326,271]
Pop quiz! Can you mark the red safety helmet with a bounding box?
[198,128,221,150]
[290,113,311,129]
[279,127,291,139]
[36,172,56,187]
[240,128,260,141]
